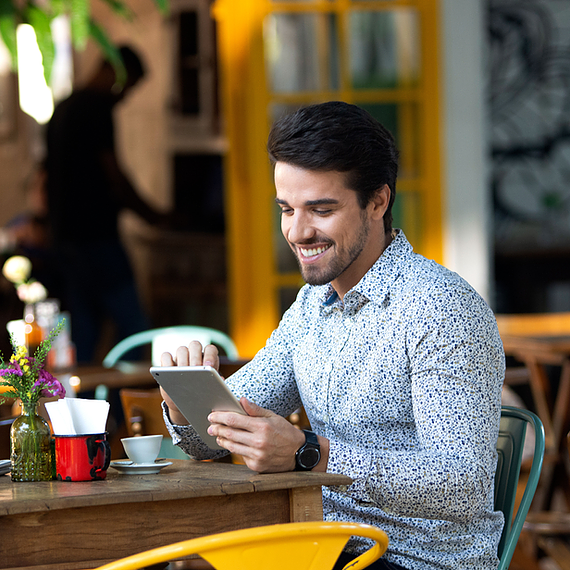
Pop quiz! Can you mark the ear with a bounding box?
[369,184,391,221]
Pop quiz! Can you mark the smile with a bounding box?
[299,244,331,259]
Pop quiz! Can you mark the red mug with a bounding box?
[55,433,111,481]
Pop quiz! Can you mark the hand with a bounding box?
[207,398,307,473]
[159,341,220,425]
[160,341,220,369]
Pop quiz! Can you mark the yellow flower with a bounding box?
[15,346,27,359]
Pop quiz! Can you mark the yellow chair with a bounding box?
[93,521,389,570]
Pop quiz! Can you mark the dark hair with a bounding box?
[118,46,145,82]
[267,101,399,234]
[102,46,146,85]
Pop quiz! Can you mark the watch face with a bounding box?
[299,447,320,469]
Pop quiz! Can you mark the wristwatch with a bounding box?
[295,430,321,471]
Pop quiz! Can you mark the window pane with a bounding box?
[349,9,420,89]
[356,102,419,179]
[265,13,340,92]
[392,191,421,247]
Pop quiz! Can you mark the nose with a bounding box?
[283,211,315,244]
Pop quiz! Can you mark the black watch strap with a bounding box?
[295,429,321,471]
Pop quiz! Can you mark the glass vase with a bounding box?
[10,401,53,482]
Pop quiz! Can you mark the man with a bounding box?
[45,46,166,363]
[160,102,505,570]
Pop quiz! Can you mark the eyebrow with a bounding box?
[275,198,339,206]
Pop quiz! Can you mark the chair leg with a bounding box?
[511,529,543,570]
[537,537,570,570]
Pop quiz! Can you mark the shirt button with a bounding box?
[324,362,333,373]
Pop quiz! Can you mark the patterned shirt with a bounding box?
[164,230,505,570]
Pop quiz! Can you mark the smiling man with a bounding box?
[160,102,506,570]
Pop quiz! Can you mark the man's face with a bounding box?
[275,162,385,297]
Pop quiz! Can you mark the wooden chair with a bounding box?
[0,416,15,459]
[119,388,189,460]
[496,313,570,566]
[93,521,389,570]
[495,312,570,390]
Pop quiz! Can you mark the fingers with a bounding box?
[159,341,220,369]
[160,351,175,366]
[203,344,220,369]
[207,409,306,473]
[240,397,273,418]
[188,341,205,365]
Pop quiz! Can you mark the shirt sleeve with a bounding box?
[161,401,228,460]
[327,286,505,523]
[162,291,307,457]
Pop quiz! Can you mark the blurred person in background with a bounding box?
[45,46,168,363]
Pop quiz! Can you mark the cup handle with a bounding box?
[97,440,112,474]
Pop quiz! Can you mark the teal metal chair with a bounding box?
[102,325,239,368]
[496,405,545,570]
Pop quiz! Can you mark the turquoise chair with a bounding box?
[102,325,239,368]
[496,405,545,570]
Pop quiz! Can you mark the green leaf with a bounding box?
[70,0,90,50]
[49,0,67,18]
[89,19,126,86]
[152,0,169,17]
[100,0,134,21]
[24,4,55,85]
[0,0,17,69]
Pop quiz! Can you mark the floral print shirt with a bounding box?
[164,230,505,570]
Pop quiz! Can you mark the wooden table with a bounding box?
[0,459,351,570]
[64,357,250,394]
[501,334,570,511]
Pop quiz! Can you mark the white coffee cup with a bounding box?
[121,435,163,464]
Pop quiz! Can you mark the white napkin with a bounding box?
[46,398,110,435]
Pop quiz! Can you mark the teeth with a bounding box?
[300,245,329,258]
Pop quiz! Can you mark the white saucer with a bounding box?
[110,460,172,475]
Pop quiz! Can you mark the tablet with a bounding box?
[150,365,245,450]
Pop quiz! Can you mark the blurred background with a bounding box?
[0,0,568,361]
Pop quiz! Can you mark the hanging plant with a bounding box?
[0,0,169,85]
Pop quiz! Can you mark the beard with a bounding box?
[292,218,371,286]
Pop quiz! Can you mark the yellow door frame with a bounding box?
[213,0,443,357]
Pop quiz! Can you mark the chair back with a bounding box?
[119,388,189,460]
[120,389,169,438]
[495,406,545,570]
[103,326,239,368]
[93,521,389,570]
[0,416,15,458]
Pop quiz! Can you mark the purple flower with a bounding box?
[0,366,23,377]
[33,370,66,399]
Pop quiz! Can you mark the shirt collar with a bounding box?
[318,229,412,310]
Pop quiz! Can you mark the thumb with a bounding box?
[240,397,274,418]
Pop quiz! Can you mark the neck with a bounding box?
[333,228,393,300]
